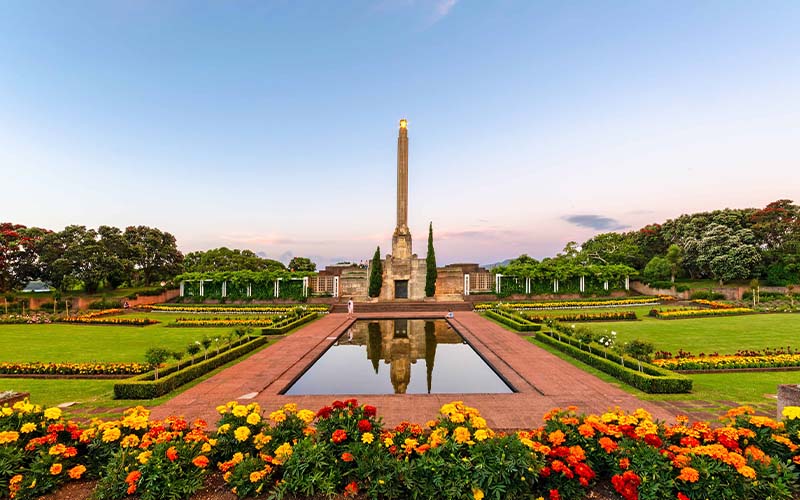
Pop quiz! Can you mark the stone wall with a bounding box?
[339,268,370,300]
[629,281,690,300]
[434,267,464,299]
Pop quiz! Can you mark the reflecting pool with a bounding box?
[283,319,513,395]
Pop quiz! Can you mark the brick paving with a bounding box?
[152,311,682,429]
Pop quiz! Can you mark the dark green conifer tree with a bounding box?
[425,222,437,297]
[368,246,383,297]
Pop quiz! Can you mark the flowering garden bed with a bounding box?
[653,348,800,372]
[649,308,755,320]
[139,304,329,314]
[475,296,673,311]
[168,317,278,328]
[523,311,638,322]
[57,316,159,326]
[3,399,800,499]
[0,361,149,377]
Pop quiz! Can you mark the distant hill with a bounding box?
[483,259,513,269]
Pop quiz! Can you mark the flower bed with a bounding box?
[484,309,542,332]
[524,311,637,322]
[139,304,329,314]
[3,399,800,500]
[58,316,159,326]
[0,361,149,377]
[653,347,800,371]
[692,299,736,309]
[475,296,674,311]
[261,312,319,335]
[78,308,126,318]
[168,317,276,328]
[650,307,755,319]
[0,313,53,324]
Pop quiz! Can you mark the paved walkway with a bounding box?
[152,312,677,429]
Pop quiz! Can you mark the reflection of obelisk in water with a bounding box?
[389,319,411,394]
[367,322,382,374]
[424,321,437,394]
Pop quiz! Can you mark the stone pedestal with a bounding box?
[777,384,800,419]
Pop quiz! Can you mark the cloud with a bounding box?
[562,214,628,231]
[434,0,459,19]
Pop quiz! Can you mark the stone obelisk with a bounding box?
[391,119,412,259]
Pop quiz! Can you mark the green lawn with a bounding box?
[0,314,234,363]
[593,312,800,354]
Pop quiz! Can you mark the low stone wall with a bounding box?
[629,281,690,300]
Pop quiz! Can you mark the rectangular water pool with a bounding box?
[283,319,513,395]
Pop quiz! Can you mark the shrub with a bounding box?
[689,290,726,300]
[484,309,541,332]
[261,312,318,335]
[113,336,269,399]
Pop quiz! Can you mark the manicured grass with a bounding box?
[0,378,115,409]
[0,312,237,363]
[594,312,800,353]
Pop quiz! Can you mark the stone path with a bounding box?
[152,312,682,429]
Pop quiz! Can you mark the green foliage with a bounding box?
[143,347,171,380]
[261,312,318,335]
[643,256,671,282]
[183,247,285,274]
[123,226,183,286]
[288,256,316,272]
[484,309,542,332]
[425,222,437,297]
[689,290,726,300]
[113,336,269,399]
[368,246,383,298]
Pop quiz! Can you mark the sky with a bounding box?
[1,1,799,267]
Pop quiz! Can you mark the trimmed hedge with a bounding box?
[484,310,542,332]
[113,336,270,399]
[533,331,692,394]
[261,312,318,335]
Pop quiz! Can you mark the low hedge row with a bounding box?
[484,310,542,332]
[261,312,318,335]
[533,331,692,394]
[113,336,270,399]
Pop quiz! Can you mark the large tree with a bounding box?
[580,232,644,269]
[39,225,107,293]
[665,244,683,283]
[692,224,761,285]
[425,222,437,297]
[184,248,285,273]
[124,226,183,285]
[0,223,48,291]
[288,257,317,272]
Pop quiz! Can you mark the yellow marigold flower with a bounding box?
[453,426,471,444]
[218,424,231,434]
[783,406,800,420]
[269,410,287,423]
[121,415,149,431]
[361,432,374,444]
[20,423,37,434]
[50,463,62,475]
[473,488,484,500]
[121,434,140,448]
[234,426,251,442]
[216,405,228,415]
[283,403,298,413]
[49,444,67,456]
[201,442,212,453]
[1,407,13,416]
[450,412,466,423]
[425,420,437,428]
[273,442,293,465]
[384,437,394,447]
[471,416,487,429]
[297,409,316,424]
[474,429,489,442]
[232,452,244,464]
[232,405,248,418]
[102,427,121,443]
[677,467,699,483]
[137,451,152,464]
[250,471,264,483]
[246,413,261,425]
[44,407,62,420]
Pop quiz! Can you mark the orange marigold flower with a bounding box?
[619,458,630,470]
[598,437,618,453]
[332,429,348,444]
[548,430,566,446]
[166,446,178,461]
[341,452,355,462]
[344,481,359,497]
[677,467,699,483]
[68,464,87,479]
[578,423,595,438]
[50,463,63,475]
[192,455,209,468]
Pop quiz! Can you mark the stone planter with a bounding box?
[777,384,800,419]
[0,391,30,407]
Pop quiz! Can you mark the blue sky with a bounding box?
[1,1,798,266]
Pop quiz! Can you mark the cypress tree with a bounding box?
[368,246,383,297]
[425,222,437,297]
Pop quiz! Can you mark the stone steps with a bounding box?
[330,301,473,314]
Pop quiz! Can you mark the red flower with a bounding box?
[332,400,346,409]
[332,429,348,444]
[125,470,142,495]
[344,481,359,497]
[644,434,663,448]
[549,489,561,500]
[166,446,178,461]
[343,398,358,407]
[358,419,372,432]
[363,405,377,417]
[574,462,595,481]
[677,493,691,500]
[341,452,355,462]
[611,471,641,500]
[540,467,552,478]
[316,406,333,419]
